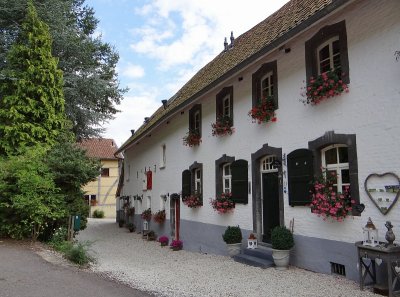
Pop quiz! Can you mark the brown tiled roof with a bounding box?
[78,138,122,160]
[117,0,348,153]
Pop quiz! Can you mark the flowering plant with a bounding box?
[183,129,201,147]
[141,208,152,221]
[309,170,355,221]
[301,69,349,105]
[153,209,166,224]
[170,239,183,250]
[211,116,234,137]
[158,235,169,246]
[248,96,277,124]
[210,192,235,214]
[182,194,203,208]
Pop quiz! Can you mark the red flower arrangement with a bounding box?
[248,96,277,124]
[183,194,203,208]
[158,235,169,246]
[183,129,201,147]
[309,170,355,221]
[170,239,183,251]
[153,209,166,224]
[301,69,349,105]
[141,208,152,221]
[210,192,235,214]
[211,116,234,137]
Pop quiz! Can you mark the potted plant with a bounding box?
[141,208,152,221]
[127,222,135,233]
[210,192,235,214]
[211,116,234,137]
[182,129,201,147]
[170,239,183,251]
[153,209,166,224]
[158,235,169,247]
[118,219,125,228]
[183,194,203,208]
[222,225,242,256]
[147,230,156,241]
[271,226,295,270]
[248,96,277,124]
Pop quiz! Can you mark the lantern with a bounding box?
[143,220,149,231]
[362,217,379,247]
[247,233,258,249]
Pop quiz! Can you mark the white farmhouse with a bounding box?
[115,0,400,281]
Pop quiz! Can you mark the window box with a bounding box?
[183,129,201,147]
[211,116,234,136]
[248,96,277,124]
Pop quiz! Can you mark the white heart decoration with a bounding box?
[362,257,371,266]
[395,266,400,274]
[375,258,382,266]
[364,173,400,215]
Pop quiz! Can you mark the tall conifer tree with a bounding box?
[0,0,65,155]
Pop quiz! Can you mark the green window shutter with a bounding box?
[231,159,248,204]
[182,169,191,199]
[288,149,314,206]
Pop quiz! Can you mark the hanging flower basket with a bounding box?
[183,130,201,147]
[210,192,235,214]
[309,170,355,221]
[183,194,203,208]
[141,208,152,221]
[301,69,349,105]
[211,116,234,137]
[248,96,277,124]
[153,209,166,224]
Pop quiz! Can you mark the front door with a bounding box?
[262,172,280,242]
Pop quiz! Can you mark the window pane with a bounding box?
[320,59,331,73]
[332,40,340,55]
[341,169,350,184]
[338,147,348,163]
[325,148,337,165]
[224,179,230,189]
[327,170,338,184]
[333,53,341,70]
[319,45,330,61]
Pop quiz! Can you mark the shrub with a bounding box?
[64,241,94,266]
[92,209,105,218]
[222,226,242,244]
[271,226,294,250]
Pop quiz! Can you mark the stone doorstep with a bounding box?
[233,244,274,269]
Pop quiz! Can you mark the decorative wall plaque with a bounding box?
[364,172,400,215]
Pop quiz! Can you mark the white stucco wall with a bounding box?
[122,0,400,244]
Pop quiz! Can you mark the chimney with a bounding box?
[230,31,234,48]
[144,117,149,123]
[224,37,228,51]
[130,129,135,135]
[161,99,168,109]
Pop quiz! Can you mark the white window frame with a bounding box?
[260,155,278,173]
[321,144,349,193]
[194,168,201,195]
[160,144,166,169]
[260,71,274,99]
[222,163,232,193]
[194,110,200,132]
[222,94,231,118]
[317,36,340,75]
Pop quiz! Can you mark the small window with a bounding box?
[101,168,109,177]
[252,61,278,108]
[216,86,234,125]
[322,145,349,193]
[305,20,349,84]
[222,163,232,193]
[160,144,166,168]
[189,104,202,138]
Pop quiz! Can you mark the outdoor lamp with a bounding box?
[362,217,379,247]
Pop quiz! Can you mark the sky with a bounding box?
[85,0,290,146]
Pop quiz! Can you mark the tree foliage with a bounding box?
[0,0,126,139]
[0,148,66,240]
[0,1,65,156]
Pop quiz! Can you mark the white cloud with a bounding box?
[120,64,145,79]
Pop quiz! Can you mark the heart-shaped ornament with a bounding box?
[364,173,400,215]
[375,258,382,266]
[395,266,400,274]
[362,257,371,266]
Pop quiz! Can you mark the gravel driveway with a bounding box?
[77,218,379,297]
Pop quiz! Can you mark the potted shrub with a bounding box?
[127,222,135,233]
[222,225,242,256]
[271,226,295,270]
[170,239,183,251]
